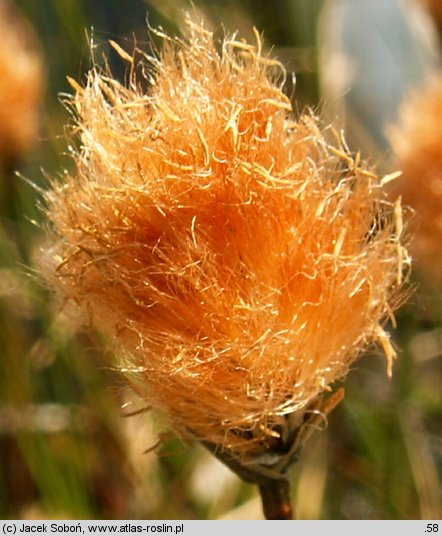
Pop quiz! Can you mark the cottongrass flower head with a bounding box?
[390,74,442,283]
[39,17,409,518]
[424,0,442,27]
[0,0,43,165]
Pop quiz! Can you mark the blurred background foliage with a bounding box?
[0,0,441,520]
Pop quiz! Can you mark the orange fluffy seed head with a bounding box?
[424,0,442,26]
[0,1,43,163]
[40,19,409,458]
[390,75,442,282]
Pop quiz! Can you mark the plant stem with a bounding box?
[258,478,294,520]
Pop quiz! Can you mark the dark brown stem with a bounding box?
[200,391,344,519]
[258,478,294,520]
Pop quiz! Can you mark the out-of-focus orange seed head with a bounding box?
[390,75,442,283]
[40,18,409,457]
[0,1,43,163]
[423,0,442,26]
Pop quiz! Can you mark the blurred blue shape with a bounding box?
[321,0,440,149]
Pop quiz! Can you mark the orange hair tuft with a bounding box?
[40,18,409,459]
